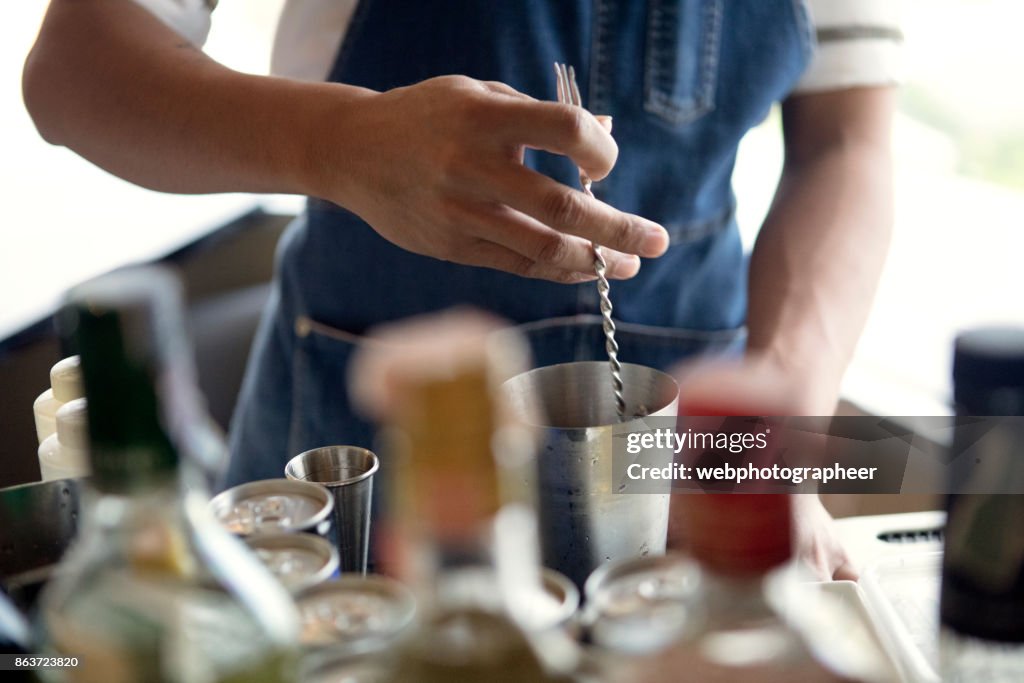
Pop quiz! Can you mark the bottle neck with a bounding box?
[397,501,501,616]
[77,465,214,558]
[78,474,184,539]
[387,426,542,622]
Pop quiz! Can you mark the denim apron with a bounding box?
[225,0,814,487]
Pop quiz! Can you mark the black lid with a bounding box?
[953,327,1024,416]
[58,267,192,492]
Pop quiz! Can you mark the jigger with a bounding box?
[285,446,379,575]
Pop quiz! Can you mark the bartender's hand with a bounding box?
[24,4,668,285]
[314,76,669,283]
[669,356,857,581]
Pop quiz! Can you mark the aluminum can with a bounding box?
[296,575,416,648]
[299,641,392,683]
[583,552,695,653]
[209,478,334,538]
[243,531,339,593]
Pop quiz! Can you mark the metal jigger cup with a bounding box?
[285,446,379,575]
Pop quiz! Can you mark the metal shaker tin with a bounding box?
[583,552,696,653]
[296,575,417,648]
[243,532,339,593]
[209,478,334,538]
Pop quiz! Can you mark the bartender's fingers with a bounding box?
[465,240,598,284]
[480,83,615,136]
[462,201,641,280]
[491,165,669,258]
[833,559,859,581]
[490,99,619,182]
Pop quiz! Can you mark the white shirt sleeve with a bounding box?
[271,0,360,82]
[130,0,214,47]
[793,0,904,94]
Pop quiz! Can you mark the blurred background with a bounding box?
[1,1,1022,486]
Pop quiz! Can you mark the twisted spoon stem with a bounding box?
[556,63,627,421]
[579,176,626,420]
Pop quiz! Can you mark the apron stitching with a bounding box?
[702,0,724,107]
[516,313,746,342]
[294,314,364,345]
[589,0,615,115]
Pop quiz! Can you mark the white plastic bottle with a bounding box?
[39,266,300,682]
[37,397,91,481]
[32,355,83,443]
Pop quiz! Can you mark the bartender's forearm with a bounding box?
[22,0,363,196]
[747,87,895,413]
[22,0,668,283]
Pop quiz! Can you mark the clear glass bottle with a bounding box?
[351,312,570,683]
[37,266,300,683]
[940,327,1024,682]
[631,494,896,683]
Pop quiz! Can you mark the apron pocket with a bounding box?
[644,0,724,126]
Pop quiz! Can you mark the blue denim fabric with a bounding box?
[225,0,814,487]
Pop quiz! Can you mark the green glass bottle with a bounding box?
[37,266,300,683]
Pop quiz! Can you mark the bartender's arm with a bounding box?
[678,87,895,579]
[22,0,667,284]
[749,87,894,414]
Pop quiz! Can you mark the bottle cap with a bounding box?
[56,398,89,450]
[953,327,1024,415]
[50,356,83,402]
[33,388,59,444]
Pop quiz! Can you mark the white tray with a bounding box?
[861,552,943,683]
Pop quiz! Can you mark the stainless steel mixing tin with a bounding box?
[502,361,679,588]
